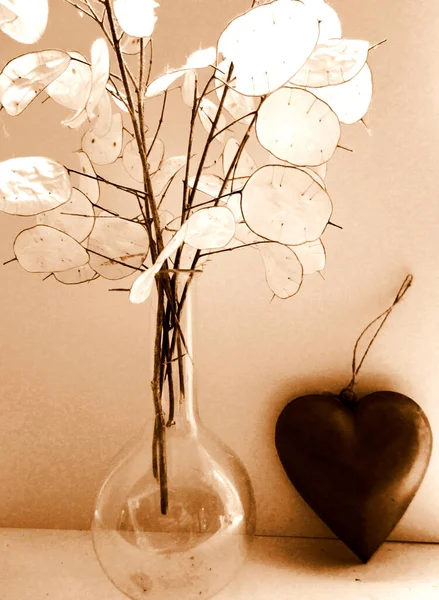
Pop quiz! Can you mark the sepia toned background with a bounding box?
[1,0,439,542]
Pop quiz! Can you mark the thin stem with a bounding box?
[328,221,343,230]
[64,0,95,19]
[164,332,177,427]
[125,61,139,90]
[199,239,280,258]
[121,41,161,257]
[152,416,159,480]
[147,90,168,159]
[63,210,146,227]
[181,74,199,222]
[172,70,205,277]
[107,80,128,111]
[151,279,168,513]
[137,37,148,184]
[186,64,233,214]
[337,145,353,153]
[176,332,186,408]
[369,39,387,51]
[185,197,218,212]
[157,166,185,210]
[146,39,154,87]
[3,257,17,266]
[103,0,157,254]
[212,110,258,140]
[215,112,258,208]
[71,56,123,84]
[181,100,259,306]
[87,248,147,272]
[66,167,146,199]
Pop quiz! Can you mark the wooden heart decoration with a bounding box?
[275,390,432,563]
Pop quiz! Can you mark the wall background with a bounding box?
[1,0,439,541]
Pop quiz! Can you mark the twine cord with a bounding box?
[340,274,413,402]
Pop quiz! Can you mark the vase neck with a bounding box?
[172,276,198,433]
[152,271,200,434]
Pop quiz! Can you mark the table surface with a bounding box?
[1,529,439,600]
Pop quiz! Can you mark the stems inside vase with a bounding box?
[151,270,197,514]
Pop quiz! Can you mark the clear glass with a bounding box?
[92,273,256,600]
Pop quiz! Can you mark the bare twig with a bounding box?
[87,248,147,272]
[3,257,17,266]
[147,90,168,159]
[212,110,258,140]
[146,39,154,87]
[186,63,233,213]
[64,0,95,19]
[66,167,146,198]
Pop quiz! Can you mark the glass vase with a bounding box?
[91,271,256,600]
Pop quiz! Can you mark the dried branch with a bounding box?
[147,90,168,159]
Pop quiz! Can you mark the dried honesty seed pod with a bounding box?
[46,51,92,111]
[113,0,159,39]
[308,64,373,125]
[184,206,235,250]
[256,88,340,166]
[86,38,110,119]
[181,69,197,107]
[82,113,123,166]
[0,50,70,116]
[185,47,216,69]
[241,165,332,246]
[0,157,72,216]
[145,70,186,98]
[0,0,48,44]
[62,38,110,129]
[87,214,150,280]
[290,39,370,88]
[14,225,89,273]
[92,91,113,137]
[217,0,319,96]
[292,238,326,274]
[257,242,303,299]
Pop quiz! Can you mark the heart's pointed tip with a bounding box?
[347,542,378,564]
[356,551,373,564]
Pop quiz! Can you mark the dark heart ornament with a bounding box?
[275,390,432,563]
[275,275,433,563]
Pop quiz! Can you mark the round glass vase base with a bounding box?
[91,426,255,600]
[92,523,252,600]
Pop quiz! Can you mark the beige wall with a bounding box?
[1,0,439,541]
